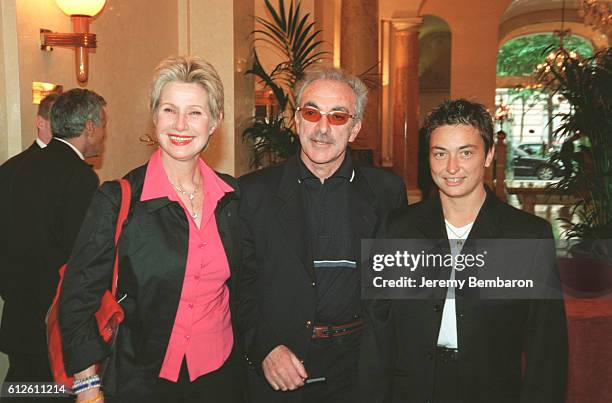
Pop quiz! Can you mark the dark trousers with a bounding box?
[432,347,460,403]
[301,332,360,403]
[152,351,245,403]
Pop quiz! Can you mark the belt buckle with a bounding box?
[311,319,363,340]
[311,325,331,339]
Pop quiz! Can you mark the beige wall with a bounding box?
[3,0,257,179]
[185,0,254,177]
[10,0,179,181]
[380,0,510,111]
[420,0,512,111]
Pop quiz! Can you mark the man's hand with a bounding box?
[262,345,308,391]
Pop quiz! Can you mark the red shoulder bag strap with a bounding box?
[51,179,132,308]
[110,179,131,297]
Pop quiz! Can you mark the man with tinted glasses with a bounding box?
[238,67,407,403]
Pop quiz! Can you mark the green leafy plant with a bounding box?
[243,0,328,167]
[497,34,593,77]
[497,34,594,146]
[538,47,612,242]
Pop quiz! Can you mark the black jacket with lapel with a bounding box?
[0,140,42,186]
[0,140,41,298]
[238,155,407,403]
[58,163,243,401]
[0,139,99,354]
[381,189,568,403]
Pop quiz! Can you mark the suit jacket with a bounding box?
[381,189,568,403]
[58,163,243,401]
[237,155,407,403]
[0,140,41,299]
[0,140,42,182]
[0,138,99,354]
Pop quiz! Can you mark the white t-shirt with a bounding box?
[437,220,474,349]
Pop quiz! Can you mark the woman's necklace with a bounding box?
[445,221,472,248]
[445,222,470,239]
[173,182,200,219]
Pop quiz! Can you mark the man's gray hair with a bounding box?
[50,89,106,139]
[294,67,368,121]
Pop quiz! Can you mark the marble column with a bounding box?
[391,18,422,197]
[340,0,380,164]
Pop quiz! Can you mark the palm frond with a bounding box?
[540,47,612,239]
[245,50,288,110]
[243,0,328,167]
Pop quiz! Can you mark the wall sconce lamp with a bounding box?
[40,0,106,84]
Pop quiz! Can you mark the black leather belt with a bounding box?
[311,319,364,339]
[436,346,459,362]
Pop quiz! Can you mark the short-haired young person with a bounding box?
[381,99,568,403]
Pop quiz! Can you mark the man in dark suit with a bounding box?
[0,88,107,385]
[382,99,567,402]
[0,93,59,184]
[0,93,58,302]
[238,67,407,403]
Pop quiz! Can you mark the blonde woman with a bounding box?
[59,56,244,403]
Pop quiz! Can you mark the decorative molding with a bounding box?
[391,17,423,33]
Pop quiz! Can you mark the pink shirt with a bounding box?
[141,149,234,382]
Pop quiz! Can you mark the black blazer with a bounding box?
[237,155,407,403]
[0,140,40,299]
[381,190,568,403]
[0,140,42,184]
[58,163,242,401]
[0,139,99,354]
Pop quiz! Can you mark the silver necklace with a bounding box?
[445,222,471,247]
[173,182,200,219]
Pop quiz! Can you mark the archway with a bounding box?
[418,15,451,125]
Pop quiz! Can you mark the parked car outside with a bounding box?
[516,142,561,157]
[512,147,563,180]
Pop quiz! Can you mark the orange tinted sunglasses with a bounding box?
[296,106,355,126]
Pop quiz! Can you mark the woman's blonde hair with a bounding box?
[150,55,224,121]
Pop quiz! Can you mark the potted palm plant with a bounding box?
[242,0,327,167]
[537,47,612,295]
